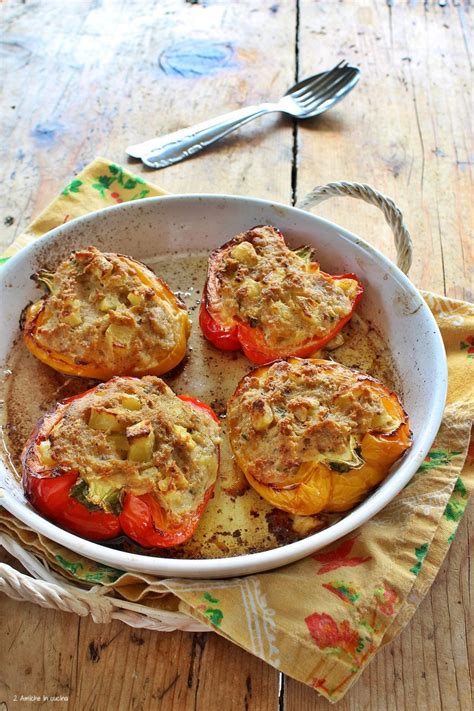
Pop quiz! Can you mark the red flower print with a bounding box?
[374,584,398,616]
[305,612,360,657]
[460,336,474,358]
[311,677,329,693]
[312,538,371,574]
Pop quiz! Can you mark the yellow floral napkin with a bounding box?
[1,158,472,702]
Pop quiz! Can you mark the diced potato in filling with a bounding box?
[126,420,156,462]
[23,246,191,377]
[227,358,406,488]
[44,377,220,524]
[37,439,55,467]
[208,226,360,349]
[89,408,122,433]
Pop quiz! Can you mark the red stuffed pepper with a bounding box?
[22,376,220,547]
[200,225,364,364]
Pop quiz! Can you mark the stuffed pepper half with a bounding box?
[22,376,220,547]
[22,246,191,379]
[200,226,363,364]
[227,358,411,515]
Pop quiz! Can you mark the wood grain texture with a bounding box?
[0,0,472,709]
[1,598,279,711]
[296,0,472,300]
[1,0,296,251]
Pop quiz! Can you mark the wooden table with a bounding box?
[1,1,472,709]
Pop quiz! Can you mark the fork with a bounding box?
[126,60,360,169]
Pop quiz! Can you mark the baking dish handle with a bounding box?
[296,181,413,275]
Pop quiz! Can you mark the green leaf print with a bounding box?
[91,175,114,198]
[108,163,124,184]
[418,449,462,472]
[55,554,122,582]
[130,189,150,200]
[93,166,148,199]
[98,175,114,188]
[55,554,84,576]
[204,608,223,627]
[83,563,123,583]
[410,543,429,576]
[453,477,467,497]
[91,182,107,197]
[62,179,83,196]
[460,337,474,357]
[444,476,468,523]
[322,582,360,604]
[203,592,219,604]
[444,499,467,523]
[201,591,223,626]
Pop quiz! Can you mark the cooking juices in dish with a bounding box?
[21,376,220,546]
[227,358,411,515]
[22,246,191,379]
[9,231,410,554]
[200,225,364,364]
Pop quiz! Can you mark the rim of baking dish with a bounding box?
[0,194,448,578]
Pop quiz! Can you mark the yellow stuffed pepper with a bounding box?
[227,358,411,515]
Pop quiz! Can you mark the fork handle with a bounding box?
[126,103,278,168]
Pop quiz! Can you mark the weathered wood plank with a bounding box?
[73,620,279,711]
[1,596,78,708]
[296,0,472,300]
[0,600,280,711]
[0,0,296,254]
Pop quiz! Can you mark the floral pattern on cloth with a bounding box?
[196,592,224,627]
[54,554,123,584]
[305,612,368,666]
[322,581,361,605]
[460,335,474,358]
[90,163,150,201]
[0,157,167,263]
[0,160,473,703]
[312,538,371,574]
[418,448,463,472]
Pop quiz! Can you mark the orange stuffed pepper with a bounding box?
[22,246,190,379]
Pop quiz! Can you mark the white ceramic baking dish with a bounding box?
[0,186,447,578]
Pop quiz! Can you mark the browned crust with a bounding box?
[205,225,284,317]
[227,358,410,488]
